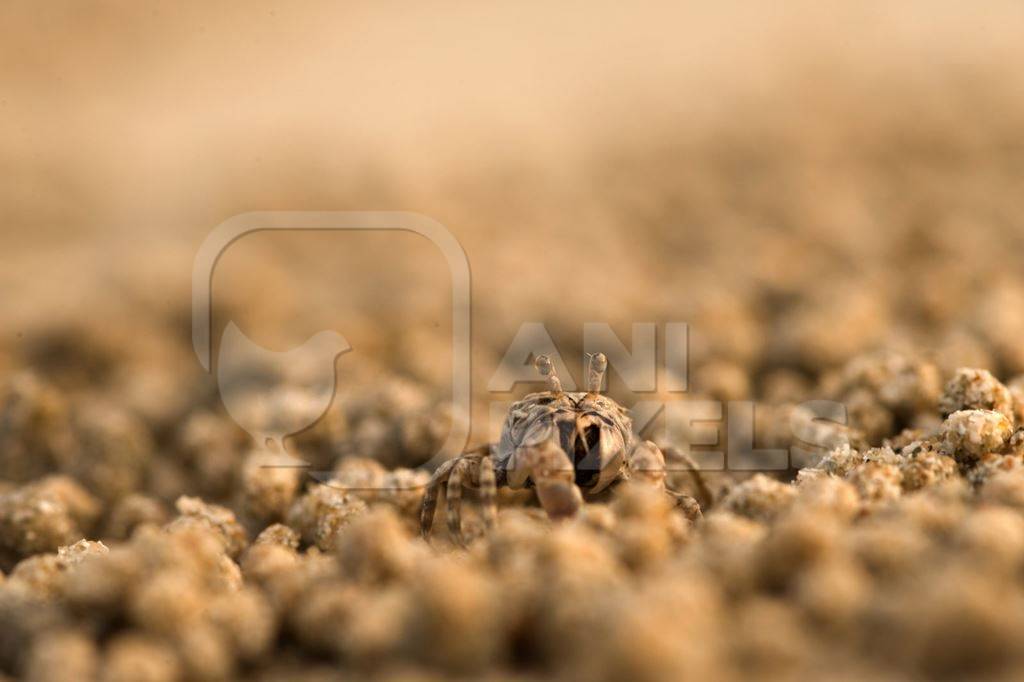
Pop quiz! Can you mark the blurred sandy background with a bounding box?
[4,0,1024,445]
[8,7,1024,680]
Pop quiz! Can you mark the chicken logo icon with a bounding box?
[216,321,351,450]
[192,211,472,477]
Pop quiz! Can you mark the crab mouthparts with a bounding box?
[571,423,604,488]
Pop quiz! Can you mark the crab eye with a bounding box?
[534,355,563,393]
[587,352,608,393]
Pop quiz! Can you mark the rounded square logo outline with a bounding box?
[192,211,471,471]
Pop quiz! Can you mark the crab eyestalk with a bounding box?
[587,352,608,394]
[534,355,563,393]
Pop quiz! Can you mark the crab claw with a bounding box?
[519,440,583,521]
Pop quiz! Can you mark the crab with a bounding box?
[421,353,713,544]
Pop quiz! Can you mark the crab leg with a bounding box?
[420,457,459,538]
[446,459,470,543]
[627,440,703,522]
[420,448,499,545]
[659,443,714,510]
[478,455,497,531]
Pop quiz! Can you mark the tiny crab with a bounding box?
[421,353,712,544]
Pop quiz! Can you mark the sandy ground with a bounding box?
[4,2,1024,680]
